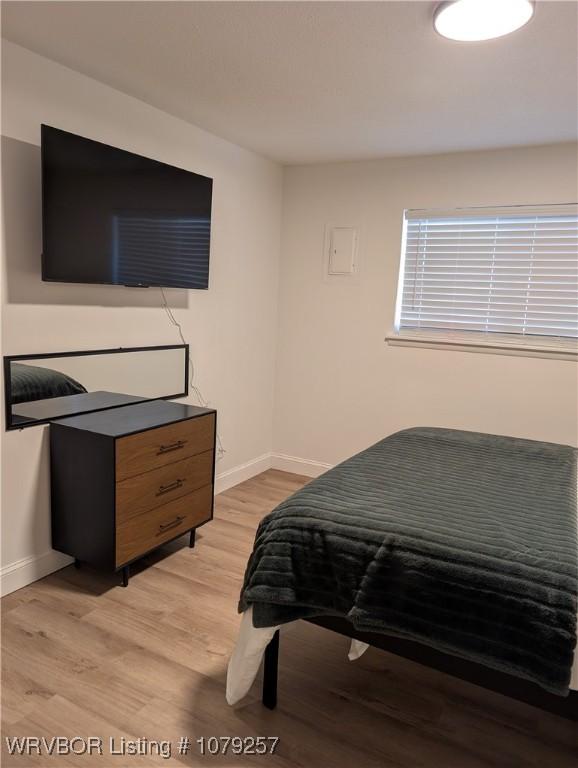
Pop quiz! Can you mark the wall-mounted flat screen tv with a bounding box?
[41,125,213,289]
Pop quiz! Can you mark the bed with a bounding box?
[227,428,578,719]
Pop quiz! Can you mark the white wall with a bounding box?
[1,42,283,593]
[274,145,578,470]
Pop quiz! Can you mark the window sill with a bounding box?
[385,332,578,361]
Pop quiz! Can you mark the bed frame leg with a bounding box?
[262,630,279,710]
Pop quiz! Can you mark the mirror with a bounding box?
[4,345,188,429]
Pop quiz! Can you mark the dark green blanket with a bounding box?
[239,428,578,695]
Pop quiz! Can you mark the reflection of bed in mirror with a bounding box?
[11,362,87,404]
[4,345,188,429]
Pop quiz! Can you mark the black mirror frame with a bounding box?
[3,344,189,431]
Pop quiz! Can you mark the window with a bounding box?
[391,205,578,357]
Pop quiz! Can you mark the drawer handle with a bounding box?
[158,515,185,534]
[156,479,184,497]
[157,440,187,455]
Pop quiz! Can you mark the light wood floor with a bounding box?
[2,469,577,768]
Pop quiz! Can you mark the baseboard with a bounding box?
[215,451,331,490]
[271,452,332,478]
[0,549,73,598]
[215,452,272,494]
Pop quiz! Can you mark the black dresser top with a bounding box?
[53,399,214,437]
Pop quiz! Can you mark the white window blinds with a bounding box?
[394,205,578,354]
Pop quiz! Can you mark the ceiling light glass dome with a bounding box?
[434,0,535,42]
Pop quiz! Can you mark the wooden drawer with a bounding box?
[116,450,213,524]
[116,413,215,481]
[116,484,213,567]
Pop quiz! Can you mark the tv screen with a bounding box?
[41,125,213,289]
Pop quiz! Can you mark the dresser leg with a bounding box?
[122,565,130,587]
[189,529,196,548]
[74,559,81,569]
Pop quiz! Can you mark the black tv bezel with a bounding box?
[40,124,213,290]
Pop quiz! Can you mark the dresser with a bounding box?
[50,400,216,586]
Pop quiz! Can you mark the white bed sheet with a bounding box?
[227,482,578,705]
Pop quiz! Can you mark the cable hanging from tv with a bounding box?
[159,287,225,459]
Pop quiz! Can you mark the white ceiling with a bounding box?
[2,1,577,164]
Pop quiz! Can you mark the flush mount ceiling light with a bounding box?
[434,0,535,42]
